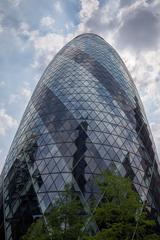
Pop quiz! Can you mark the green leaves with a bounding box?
[47,192,86,240]
[21,186,87,240]
[21,218,49,240]
[87,171,160,240]
[22,172,160,240]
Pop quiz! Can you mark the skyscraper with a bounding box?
[0,33,160,240]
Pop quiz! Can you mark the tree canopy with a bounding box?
[22,171,160,240]
[21,186,87,240]
[87,171,160,240]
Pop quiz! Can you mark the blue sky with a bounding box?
[0,0,160,172]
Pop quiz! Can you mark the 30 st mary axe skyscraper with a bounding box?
[0,33,160,240]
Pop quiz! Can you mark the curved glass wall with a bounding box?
[1,33,160,240]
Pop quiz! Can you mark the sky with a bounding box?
[0,0,160,173]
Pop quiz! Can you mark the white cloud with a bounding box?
[30,32,68,68]
[0,25,3,33]
[19,22,30,33]
[55,1,63,13]
[0,81,5,87]
[0,109,18,136]
[73,0,100,35]
[100,0,120,25]
[80,0,99,21]
[0,14,4,33]
[33,73,41,83]
[9,83,32,104]
[18,21,69,68]
[40,16,55,29]
[21,86,32,99]
[8,0,22,7]
[9,94,20,104]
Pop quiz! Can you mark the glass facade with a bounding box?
[0,33,160,239]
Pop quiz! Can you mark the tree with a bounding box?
[47,186,87,240]
[21,185,87,240]
[21,217,48,240]
[22,172,160,240]
[86,171,160,240]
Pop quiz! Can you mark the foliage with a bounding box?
[86,171,160,240]
[21,218,48,240]
[47,186,87,240]
[21,185,87,240]
[22,172,160,240]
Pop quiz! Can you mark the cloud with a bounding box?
[0,108,18,136]
[8,0,22,7]
[80,0,99,21]
[0,14,4,33]
[9,82,32,104]
[54,1,63,13]
[9,94,20,104]
[73,0,100,35]
[31,32,67,69]
[116,7,160,50]
[0,25,3,33]
[74,0,121,41]
[0,81,5,87]
[21,82,32,99]
[19,21,30,33]
[40,16,55,29]
[75,0,160,52]
[17,21,69,70]
[119,0,135,8]
[21,87,32,99]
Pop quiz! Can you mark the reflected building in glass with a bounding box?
[0,33,160,239]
